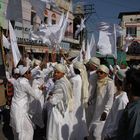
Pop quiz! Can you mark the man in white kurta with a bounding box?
[70,61,89,140]
[85,57,100,128]
[89,65,115,140]
[46,64,73,140]
[10,67,43,140]
[102,69,129,139]
[29,70,45,128]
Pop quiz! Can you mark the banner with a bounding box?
[9,21,21,67]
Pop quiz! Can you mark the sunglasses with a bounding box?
[97,71,104,75]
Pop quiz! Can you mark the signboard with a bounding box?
[14,20,31,40]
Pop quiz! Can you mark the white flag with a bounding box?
[97,30,112,55]
[75,18,86,38]
[6,0,22,22]
[89,34,96,57]
[58,12,69,44]
[122,34,133,52]
[29,12,67,47]
[30,0,46,21]
[3,35,10,49]
[79,39,86,62]
[97,22,119,58]
[9,21,21,67]
[85,40,91,60]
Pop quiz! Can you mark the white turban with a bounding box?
[68,51,79,60]
[98,65,109,74]
[88,57,100,67]
[73,61,85,71]
[20,66,29,76]
[54,64,66,73]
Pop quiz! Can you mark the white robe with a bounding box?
[102,91,129,139]
[89,78,115,140]
[86,71,98,127]
[10,77,42,140]
[29,78,45,128]
[70,75,88,140]
[46,77,72,140]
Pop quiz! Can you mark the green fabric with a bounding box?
[95,51,127,66]
[117,50,127,65]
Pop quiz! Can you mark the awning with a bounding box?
[18,44,48,53]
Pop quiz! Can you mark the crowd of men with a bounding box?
[0,51,140,140]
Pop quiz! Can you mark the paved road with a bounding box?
[0,123,7,140]
[0,109,14,140]
[0,108,46,140]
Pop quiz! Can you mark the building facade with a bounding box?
[0,0,79,55]
[118,11,140,63]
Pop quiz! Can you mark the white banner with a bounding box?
[9,21,21,67]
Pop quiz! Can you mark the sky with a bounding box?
[72,0,140,38]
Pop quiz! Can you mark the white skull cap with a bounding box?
[73,61,84,71]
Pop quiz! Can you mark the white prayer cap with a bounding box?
[34,59,41,66]
[73,61,84,71]
[20,66,29,76]
[88,57,100,67]
[14,68,19,74]
[116,69,126,81]
[54,64,66,73]
[98,65,109,74]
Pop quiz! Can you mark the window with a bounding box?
[43,9,48,24]
[126,27,137,37]
[44,17,48,24]
[52,19,56,24]
[31,11,36,25]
